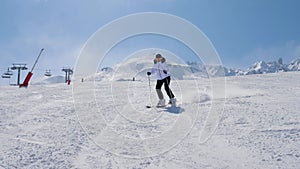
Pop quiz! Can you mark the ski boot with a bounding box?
[157,99,166,108]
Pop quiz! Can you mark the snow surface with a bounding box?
[32,75,65,85]
[1,71,300,168]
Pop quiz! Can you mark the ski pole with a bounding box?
[146,74,152,108]
[147,75,151,93]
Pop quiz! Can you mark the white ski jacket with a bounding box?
[151,60,170,80]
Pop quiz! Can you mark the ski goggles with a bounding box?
[155,57,162,61]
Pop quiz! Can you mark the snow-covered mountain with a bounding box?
[86,57,300,82]
[92,57,239,81]
[31,58,300,85]
[32,75,65,85]
[88,57,210,81]
[83,69,113,82]
[288,59,300,71]
[241,61,285,75]
[239,59,299,75]
[185,58,300,77]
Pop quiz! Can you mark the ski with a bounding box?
[146,105,166,108]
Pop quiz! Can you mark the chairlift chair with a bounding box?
[1,74,11,78]
[4,68,13,76]
[1,68,13,78]
[45,70,52,77]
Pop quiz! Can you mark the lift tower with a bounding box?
[61,68,73,83]
[11,64,28,85]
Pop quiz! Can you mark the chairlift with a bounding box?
[1,74,11,78]
[44,69,52,77]
[1,68,13,78]
[3,68,13,76]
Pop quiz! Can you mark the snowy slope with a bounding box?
[84,67,115,82]
[1,71,300,168]
[86,56,204,81]
[32,75,65,85]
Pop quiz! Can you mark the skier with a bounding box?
[147,53,176,107]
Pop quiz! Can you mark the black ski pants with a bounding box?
[155,76,175,99]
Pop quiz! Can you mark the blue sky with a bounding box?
[0,0,300,84]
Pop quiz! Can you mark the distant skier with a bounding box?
[147,53,176,107]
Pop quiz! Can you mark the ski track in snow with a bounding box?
[0,71,300,168]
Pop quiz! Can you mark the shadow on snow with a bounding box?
[164,106,184,114]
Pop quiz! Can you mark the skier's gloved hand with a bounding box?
[163,70,167,74]
[153,59,157,64]
[147,72,151,76]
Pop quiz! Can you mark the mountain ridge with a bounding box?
[33,58,300,84]
[93,58,300,81]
